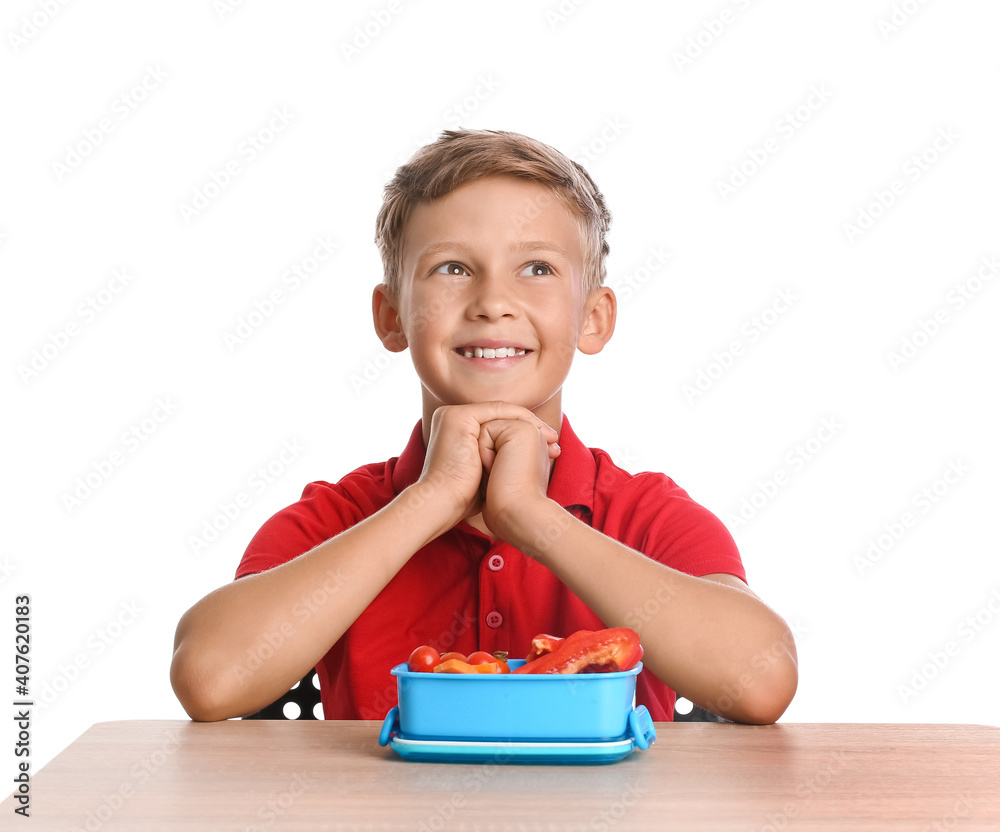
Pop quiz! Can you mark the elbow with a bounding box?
[735,680,797,725]
[729,654,799,725]
[700,647,799,725]
[732,616,800,725]
[170,604,250,722]
[170,644,240,723]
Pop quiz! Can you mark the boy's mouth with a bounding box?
[454,346,531,359]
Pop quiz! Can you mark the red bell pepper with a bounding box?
[523,633,569,663]
[513,627,643,675]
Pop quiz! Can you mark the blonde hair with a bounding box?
[375,129,611,296]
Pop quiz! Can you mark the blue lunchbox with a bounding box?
[378,659,656,763]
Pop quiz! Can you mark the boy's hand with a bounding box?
[478,416,561,541]
[416,402,559,530]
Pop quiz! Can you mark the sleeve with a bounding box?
[235,480,369,579]
[611,472,747,583]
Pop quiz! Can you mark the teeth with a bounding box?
[460,347,528,359]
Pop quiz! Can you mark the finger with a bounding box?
[478,418,526,472]
[479,437,497,473]
[479,418,555,472]
[479,414,559,450]
[477,419,517,473]
[465,401,560,439]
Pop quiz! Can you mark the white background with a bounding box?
[3,1,999,773]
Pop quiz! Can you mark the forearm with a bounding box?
[170,483,454,721]
[501,501,798,724]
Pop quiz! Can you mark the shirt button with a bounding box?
[488,554,504,571]
[485,611,503,628]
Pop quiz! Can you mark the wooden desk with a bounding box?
[4,720,999,830]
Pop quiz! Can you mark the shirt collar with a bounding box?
[390,414,596,512]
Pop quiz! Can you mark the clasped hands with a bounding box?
[417,402,561,544]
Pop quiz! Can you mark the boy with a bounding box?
[171,129,797,724]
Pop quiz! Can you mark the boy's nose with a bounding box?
[466,272,516,320]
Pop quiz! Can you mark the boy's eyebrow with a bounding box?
[417,240,570,261]
[416,242,467,262]
[513,240,570,258]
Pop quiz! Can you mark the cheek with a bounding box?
[404,288,459,343]
[541,322,580,365]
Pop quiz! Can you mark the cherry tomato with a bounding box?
[438,651,467,664]
[407,645,442,673]
[466,651,496,665]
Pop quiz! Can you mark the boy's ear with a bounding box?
[372,284,409,352]
[577,286,617,355]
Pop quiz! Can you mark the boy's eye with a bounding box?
[432,261,554,277]
[521,261,554,277]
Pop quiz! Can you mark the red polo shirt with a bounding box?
[236,416,746,722]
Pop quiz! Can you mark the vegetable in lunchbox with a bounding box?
[405,628,641,676]
[514,628,643,675]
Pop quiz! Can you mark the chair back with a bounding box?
[243,670,323,720]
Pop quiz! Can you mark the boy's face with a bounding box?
[374,175,615,431]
